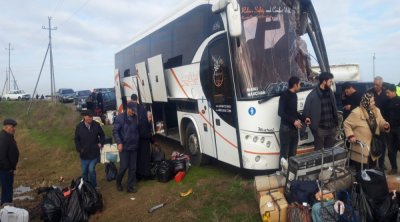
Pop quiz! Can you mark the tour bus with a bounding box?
[114,0,331,171]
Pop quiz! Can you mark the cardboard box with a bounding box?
[259,190,288,222]
[254,174,286,192]
[257,187,285,204]
[387,174,400,191]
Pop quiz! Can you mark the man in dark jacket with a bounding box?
[341,82,362,120]
[74,111,105,188]
[0,119,19,205]
[113,102,140,193]
[303,72,338,150]
[278,76,304,161]
[385,84,400,175]
[368,76,390,169]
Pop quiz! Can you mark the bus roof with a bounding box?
[116,0,212,54]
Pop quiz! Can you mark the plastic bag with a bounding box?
[151,145,165,162]
[78,180,103,215]
[60,189,88,222]
[39,187,64,222]
[105,162,117,181]
[156,160,174,183]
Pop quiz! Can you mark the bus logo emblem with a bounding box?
[212,56,224,87]
[248,107,256,116]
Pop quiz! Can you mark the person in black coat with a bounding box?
[0,119,19,205]
[130,94,153,180]
[341,82,362,120]
[385,84,400,175]
[74,111,105,188]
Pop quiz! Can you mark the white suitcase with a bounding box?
[0,206,29,222]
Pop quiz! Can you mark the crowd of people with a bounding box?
[73,93,152,194]
[279,73,400,173]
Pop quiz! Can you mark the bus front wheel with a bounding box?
[185,123,209,166]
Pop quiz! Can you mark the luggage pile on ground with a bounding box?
[154,150,190,183]
[254,142,400,222]
[38,177,103,222]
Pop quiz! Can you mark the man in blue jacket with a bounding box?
[303,72,338,150]
[0,119,19,205]
[113,102,140,193]
[74,111,105,188]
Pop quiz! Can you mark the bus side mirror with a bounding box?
[212,0,242,37]
[226,0,242,37]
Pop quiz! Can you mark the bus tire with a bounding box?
[185,122,209,166]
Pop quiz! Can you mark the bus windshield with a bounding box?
[234,0,313,99]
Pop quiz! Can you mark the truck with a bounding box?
[114,0,331,171]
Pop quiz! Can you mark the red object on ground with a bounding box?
[174,171,186,183]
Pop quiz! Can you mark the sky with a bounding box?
[0,0,399,95]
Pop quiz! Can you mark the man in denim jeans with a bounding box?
[74,111,105,188]
[278,77,304,162]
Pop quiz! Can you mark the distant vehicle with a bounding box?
[57,88,75,103]
[74,90,91,105]
[76,91,116,113]
[2,90,30,101]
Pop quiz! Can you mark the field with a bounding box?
[0,101,260,222]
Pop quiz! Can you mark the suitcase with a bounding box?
[0,206,29,222]
[285,146,347,194]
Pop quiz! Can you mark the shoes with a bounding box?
[388,169,397,175]
[127,187,137,193]
[116,182,123,192]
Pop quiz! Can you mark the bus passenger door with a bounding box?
[207,36,240,167]
[135,62,153,104]
[147,54,168,102]
[198,98,216,159]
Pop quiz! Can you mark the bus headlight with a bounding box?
[266,141,271,148]
[255,155,261,162]
[260,137,265,143]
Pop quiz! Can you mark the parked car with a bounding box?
[2,90,31,101]
[57,88,75,103]
[74,90,91,105]
[76,91,116,113]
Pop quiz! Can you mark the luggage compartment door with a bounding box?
[147,54,168,102]
[135,62,153,104]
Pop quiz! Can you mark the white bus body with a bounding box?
[114,0,330,170]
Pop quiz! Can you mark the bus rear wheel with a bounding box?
[185,123,209,166]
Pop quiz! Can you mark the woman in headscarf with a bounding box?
[344,92,390,170]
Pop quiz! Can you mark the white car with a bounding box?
[2,90,31,101]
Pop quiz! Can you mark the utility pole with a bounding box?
[373,52,376,79]
[5,43,13,92]
[42,17,57,102]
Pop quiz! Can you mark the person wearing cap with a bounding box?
[341,82,362,120]
[113,102,140,193]
[384,84,400,174]
[74,111,105,188]
[0,118,19,205]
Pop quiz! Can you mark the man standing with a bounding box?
[0,119,19,205]
[113,102,140,193]
[341,82,362,120]
[303,72,338,150]
[131,94,152,180]
[385,84,400,174]
[74,111,105,188]
[278,76,304,161]
[368,76,389,169]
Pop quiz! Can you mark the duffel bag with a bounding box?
[288,180,318,205]
[356,168,388,203]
